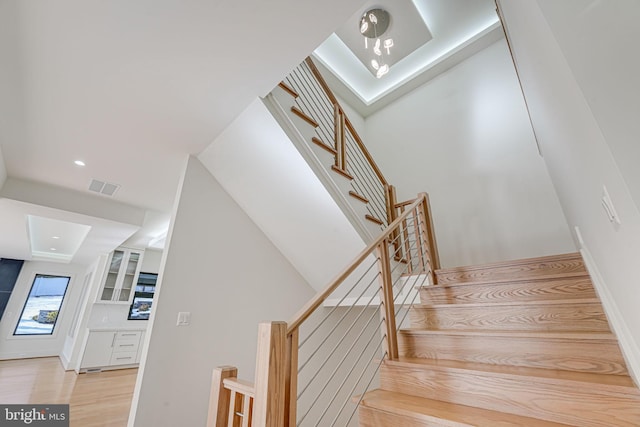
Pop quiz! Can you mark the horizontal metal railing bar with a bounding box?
[287,196,426,335]
[303,328,386,426]
[316,338,386,427]
[297,271,381,371]
[298,258,380,349]
[297,292,384,400]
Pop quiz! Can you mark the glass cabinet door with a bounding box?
[118,252,140,302]
[101,250,124,301]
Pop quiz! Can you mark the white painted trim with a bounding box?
[262,93,375,243]
[58,352,71,371]
[580,246,640,386]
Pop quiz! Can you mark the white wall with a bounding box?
[130,156,316,427]
[363,39,575,267]
[0,260,85,360]
[498,0,640,384]
[140,248,162,273]
[199,99,366,291]
[535,0,640,212]
[0,146,6,190]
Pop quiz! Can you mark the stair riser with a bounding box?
[420,277,596,304]
[359,406,467,427]
[398,332,628,375]
[410,303,610,332]
[436,255,586,284]
[380,364,640,427]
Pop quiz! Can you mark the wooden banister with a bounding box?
[207,366,238,427]
[252,321,286,427]
[304,57,339,105]
[286,195,426,335]
[304,56,388,187]
[377,239,399,360]
[419,192,441,273]
[223,378,255,398]
[211,192,440,427]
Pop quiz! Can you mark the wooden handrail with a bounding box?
[253,322,286,426]
[395,198,418,209]
[304,57,339,105]
[304,56,388,186]
[286,195,426,335]
[207,366,238,427]
[419,192,440,272]
[223,378,255,398]
[344,117,388,186]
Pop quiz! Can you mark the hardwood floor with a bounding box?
[0,357,137,426]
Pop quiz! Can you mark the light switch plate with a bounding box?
[601,185,621,225]
[177,311,191,326]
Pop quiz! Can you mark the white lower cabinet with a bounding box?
[81,329,144,371]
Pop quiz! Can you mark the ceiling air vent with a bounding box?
[89,179,120,196]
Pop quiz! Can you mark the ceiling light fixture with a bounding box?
[359,8,393,79]
[74,160,86,166]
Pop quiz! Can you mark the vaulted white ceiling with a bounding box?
[0,0,367,264]
[0,0,502,266]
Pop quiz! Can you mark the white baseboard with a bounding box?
[58,352,72,371]
[580,247,640,386]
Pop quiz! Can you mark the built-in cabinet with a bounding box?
[80,329,145,371]
[99,248,144,303]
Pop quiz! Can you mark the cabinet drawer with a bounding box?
[110,351,138,366]
[113,341,139,353]
[115,331,141,341]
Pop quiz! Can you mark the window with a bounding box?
[128,272,157,320]
[14,274,71,335]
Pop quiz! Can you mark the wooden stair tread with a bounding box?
[389,357,638,389]
[311,136,337,155]
[330,164,354,180]
[409,299,610,332]
[365,214,384,225]
[348,190,369,204]
[418,275,597,305]
[436,252,583,274]
[290,105,318,128]
[421,271,591,288]
[359,389,570,427]
[416,298,601,309]
[381,359,640,426]
[399,328,618,340]
[435,253,587,284]
[277,81,298,98]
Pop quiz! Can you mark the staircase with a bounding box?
[208,58,640,427]
[266,59,392,242]
[359,252,640,426]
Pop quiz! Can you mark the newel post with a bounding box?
[252,321,287,427]
[376,240,399,360]
[207,365,238,427]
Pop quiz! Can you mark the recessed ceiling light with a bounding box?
[74,160,86,166]
[50,248,57,251]
[52,236,60,239]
